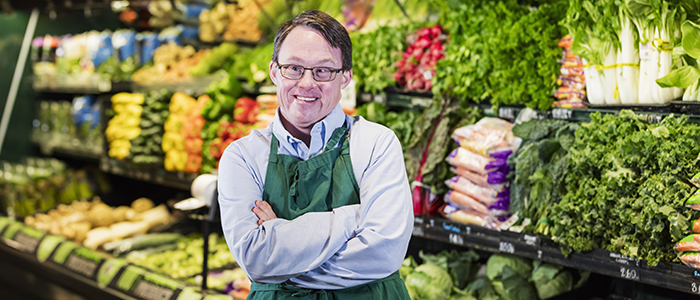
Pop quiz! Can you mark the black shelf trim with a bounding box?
[413,215,700,296]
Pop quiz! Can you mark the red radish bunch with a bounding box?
[394,24,447,92]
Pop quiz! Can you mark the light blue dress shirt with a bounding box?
[218,103,414,289]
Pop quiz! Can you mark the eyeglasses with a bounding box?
[276,63,342,82]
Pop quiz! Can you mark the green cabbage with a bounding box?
[486,255,537,300]
[530,261,573,299]
[404,263,454,300]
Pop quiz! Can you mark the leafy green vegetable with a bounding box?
[549,110,700,265]
[404,263,454,300]
[351,23,415,94]
[433,0,567,110]
[419,250,480,289]
[530,261,573,300]
[509,120,578,235]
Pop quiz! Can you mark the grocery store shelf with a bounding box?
[33,81,132,95]
[32,140,102,162]
[412,216,700,295]
[99,156,197,191]
[0,239,136,300]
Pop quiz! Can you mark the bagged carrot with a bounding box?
[675,234,700,252]
[685,191,700,211]
[445,190,489,215]
[445,176,498,206]
[680,252,700,268]
[446,147,494,175]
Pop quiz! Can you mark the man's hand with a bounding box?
[253,200,277,225]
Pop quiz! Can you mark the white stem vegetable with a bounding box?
[583,58,605,104]
[617,12,639,104]
[602,48,620,104]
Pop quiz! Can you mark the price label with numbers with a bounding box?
[498,108,515,120]
[499,241,515,254]
[4,223,46,254]
[413,224,424,236]
[619,267,640,281]
[449,233,464,246]
[112,265,184,300]
[691,282,700,294]
[551,108,573,120]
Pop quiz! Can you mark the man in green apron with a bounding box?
[218,9,413,299]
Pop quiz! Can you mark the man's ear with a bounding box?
[269,61,278,86]
[340,69,353,90]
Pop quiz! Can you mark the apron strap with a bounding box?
[268,134,280,164]
[323,121,349,152]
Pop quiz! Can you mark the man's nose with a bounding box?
[298,69,316,88]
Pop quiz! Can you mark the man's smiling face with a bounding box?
[269,26,352,131]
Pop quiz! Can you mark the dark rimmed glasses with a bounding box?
[276,63,342,82]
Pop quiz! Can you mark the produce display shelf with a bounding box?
[475,103,700,125]
[99,156,197,191]
[0,218,215,300]
[31,140,102,162]
[412,215,700,296]
[33,81,132,95]
[358,91,433,109]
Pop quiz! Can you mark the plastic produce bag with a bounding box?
[445,176,498,206]
[445,190,488,216]
[680,252,700,268]
[452,117,519,155]
[450,166,506,192]
[446,147,494,175]
[442,202,485,226]
[675,234,700,252]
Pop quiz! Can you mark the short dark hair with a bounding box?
[272,10,352,71]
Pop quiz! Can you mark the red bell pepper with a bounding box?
[185,153,203,173]
[234,97,261,124]
[185,137,203,155]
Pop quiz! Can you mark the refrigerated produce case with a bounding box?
[4,1,700,300]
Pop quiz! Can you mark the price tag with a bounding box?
[499,241,515,254]
[65,247,107,279]
[449,233,464,246]
[36,235,64,262]
[619,267,640,281]
[0,216,10,236]
[637,114,663,124]
[2,221,23,240]
[97,258,127,288]
[551,108,573,120]
[4,223,46,254]
[498,108,515,120]
[134,272,183,300]
[413,223,424,236]
[691,282,700,295]
[609,252,639,266]
[114,265,184,300]
[523,235,538,246]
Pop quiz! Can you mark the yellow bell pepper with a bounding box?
[164,114,185,133]
[164,150,188,172]
[123,127,142,140]
[162,132,184,152]
[169,93,196,115]
[112,92,145,105]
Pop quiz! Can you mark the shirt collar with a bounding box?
[272,104,346,160]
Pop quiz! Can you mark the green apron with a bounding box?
[249,124,410,300]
